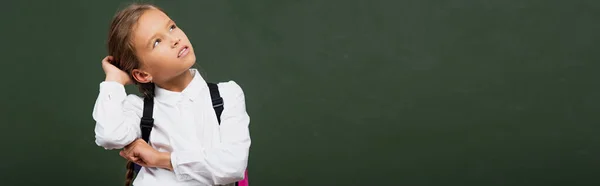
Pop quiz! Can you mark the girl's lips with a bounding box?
[178,46,189,58]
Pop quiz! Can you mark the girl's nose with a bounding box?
[171,37,181,48]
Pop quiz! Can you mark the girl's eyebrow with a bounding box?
[146,19,174,48]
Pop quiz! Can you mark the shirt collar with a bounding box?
[154,68,207,105]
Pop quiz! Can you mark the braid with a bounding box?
[125,161,135,186]
[138,82,155,98]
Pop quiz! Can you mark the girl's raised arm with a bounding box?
[92,56,142,149]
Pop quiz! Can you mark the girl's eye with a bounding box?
[153,39,161,48]
[170,24,177,31]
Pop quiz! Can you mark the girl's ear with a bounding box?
[132,69,153,83]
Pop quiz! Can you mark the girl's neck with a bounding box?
[155,69,194,92]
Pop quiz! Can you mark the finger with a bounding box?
[134,138,146,144]
[124,144,135,155]
[125,140,146,155]
[135,159,149,167]
[120,151,135,162]
[129,156,140,162]
[102,56,110,64]
[119,150,125,158]
[103,56,114,62]
[123,147,137,161]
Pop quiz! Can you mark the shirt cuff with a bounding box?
[99,81,126,101]
[170,151,196,181]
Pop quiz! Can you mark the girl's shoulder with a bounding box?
[122,93,145,112]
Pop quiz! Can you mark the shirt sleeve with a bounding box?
[92,81,143,150]
[170,81,251,185]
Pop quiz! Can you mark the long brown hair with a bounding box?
[106,3,165,185]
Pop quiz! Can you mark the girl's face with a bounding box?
[131,8,196,84]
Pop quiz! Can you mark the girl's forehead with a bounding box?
[136,9,170,31]
[132,9,171,47]
[139,9,169,23]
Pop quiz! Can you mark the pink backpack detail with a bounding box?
[237,169,249,186]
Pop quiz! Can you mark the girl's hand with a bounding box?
[101,56,132,85]
[120,139,173,171]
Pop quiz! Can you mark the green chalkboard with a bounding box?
[0,0,599,185]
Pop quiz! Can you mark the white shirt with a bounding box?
[92,69,251,186]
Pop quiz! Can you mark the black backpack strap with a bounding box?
[133,96,155,174]
[207,82,224,124]
[140,96,155,142]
